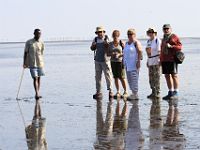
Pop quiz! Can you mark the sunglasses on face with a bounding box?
[97,31,103,33]
[127,33,133,36]
[163,28,169,30]
[147,32,154,34]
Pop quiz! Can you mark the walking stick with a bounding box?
[16,68,26,128]
[16,68,25,100]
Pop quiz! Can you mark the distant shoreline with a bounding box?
[0,37,200,44]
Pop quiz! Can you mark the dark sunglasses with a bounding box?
[127,33,133,36]
[147,31,154,34]
[97,31,104,33]
[163,28,169,30]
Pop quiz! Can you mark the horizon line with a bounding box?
[0,36,200,44]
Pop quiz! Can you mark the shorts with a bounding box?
[111,61,125,79]
[161,62,178,74]
[30,67,45,78]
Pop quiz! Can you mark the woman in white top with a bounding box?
[123,29,142,100]
[146,28,161,99]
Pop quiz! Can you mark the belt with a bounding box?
[148,54,160,58]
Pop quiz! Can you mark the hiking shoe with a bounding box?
[93,93,103,100]
[114,92,121,99]
[109,91,114,99]
[163,91,173,100]
[127,94,139,101]
[171,91,179,99]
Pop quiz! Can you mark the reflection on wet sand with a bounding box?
[94,100,128,150]
[25,99,48,150]
[125,100,144,150]
[162,99,186,150]
[149,99,163,150]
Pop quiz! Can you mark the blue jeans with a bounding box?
[30,67,45,78]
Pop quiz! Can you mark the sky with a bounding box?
[0,0,200,41]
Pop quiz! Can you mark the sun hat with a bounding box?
[95,26,106,34]
[146,27,157,34]
[163,24,171,29]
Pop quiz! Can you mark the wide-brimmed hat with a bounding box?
[163,24,171,29]
[146,27,157,34]
[95,26,106,34]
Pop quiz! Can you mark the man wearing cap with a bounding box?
[161,24,182,100]
[146,28,161,99]
[90,26,113,99]
[23,29,45,100]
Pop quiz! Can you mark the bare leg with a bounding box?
[114,78,120,92]
[33,77,39,98]
[120,78,127,92]
[38,77,41,91]
[172,74,179,90]
[165,74,173,90]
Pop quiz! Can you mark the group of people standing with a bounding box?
[90,24,182,101]
[22,24,182,101]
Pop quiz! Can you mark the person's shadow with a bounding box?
[94,100,128,150]
[25,99,48,150]
[125,100,144,150]
[162,99,186,150]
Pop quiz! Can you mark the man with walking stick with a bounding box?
[23,29,45,100]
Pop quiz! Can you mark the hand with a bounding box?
[166,43,172,48]
[136,61,141,69]
[92,42,96,47]
[23,64,28,68]
[91,42,97,50]
[115,53,120,58]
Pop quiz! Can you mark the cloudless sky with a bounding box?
[0,0,200,41]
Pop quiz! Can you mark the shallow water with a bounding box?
[0,39,200,150]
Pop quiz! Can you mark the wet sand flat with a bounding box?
[0,39,200,150]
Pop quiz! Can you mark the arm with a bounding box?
[171,35,182,51]
[90,38,97,51]
[167,35,182,51]
[23,41,29,68]
[136,41,142,61]
[119,40,125,57]
[41,42,45,55]
[136,41,142,69]
[107,43,112,56]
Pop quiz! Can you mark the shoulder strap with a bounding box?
[119,40,124,50]
[95,37,98,43]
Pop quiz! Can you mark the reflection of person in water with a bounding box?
[94,100,114,149]
[125,101,144,150]
[26,100,48,150]
[94,100,128,150]
[162,99,186,150]
[149,99,163,150]
[111,101,128,150]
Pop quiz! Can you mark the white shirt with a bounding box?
[123,42,138,71]
[146,38,161,66]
